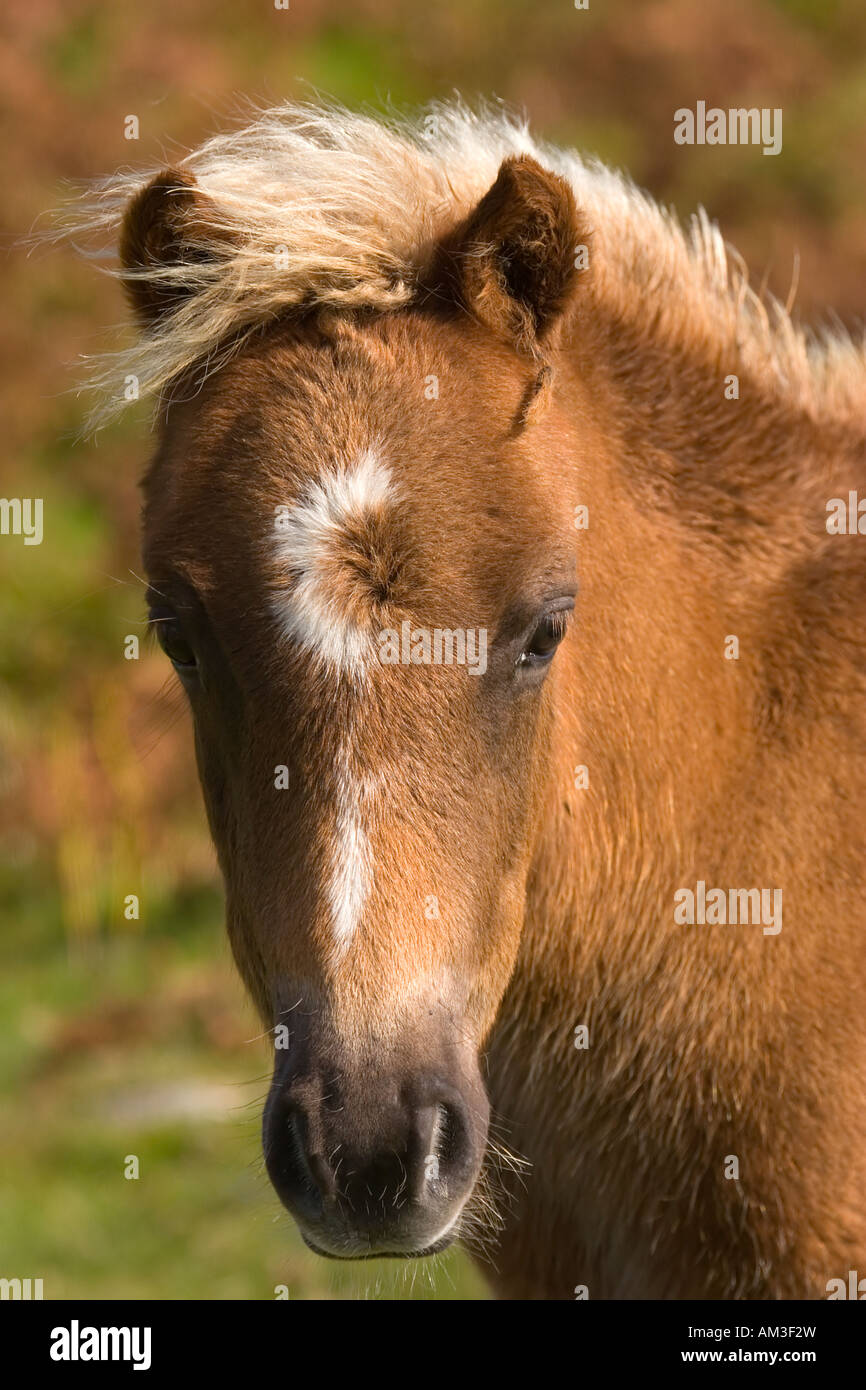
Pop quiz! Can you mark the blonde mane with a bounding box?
[56,98,866,429]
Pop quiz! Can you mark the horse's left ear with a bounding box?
[432,155,587,353]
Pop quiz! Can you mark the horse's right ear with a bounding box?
[119,168,225,326]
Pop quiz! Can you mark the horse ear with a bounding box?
[434,155,586,352]
[119,168,226,326]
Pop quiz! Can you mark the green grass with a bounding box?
[0,909,488,1300]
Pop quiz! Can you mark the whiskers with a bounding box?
[456,1126,531,1270]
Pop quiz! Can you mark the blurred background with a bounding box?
[1,0,864,1300]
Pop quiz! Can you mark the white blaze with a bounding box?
[328,744,374,952]
[272,449,394,947]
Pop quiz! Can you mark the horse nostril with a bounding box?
[265,1102,337,1215]
[432,1101,458,1168]
[410,1093,474,1200]
[305,1144,338,1204]
[410,1103,443,1198]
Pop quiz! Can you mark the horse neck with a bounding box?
[520,291,852,984]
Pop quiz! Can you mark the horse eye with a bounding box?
[518,611,570,668]
[152,615,197,671]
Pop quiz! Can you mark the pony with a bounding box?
[76,100,866,1297]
